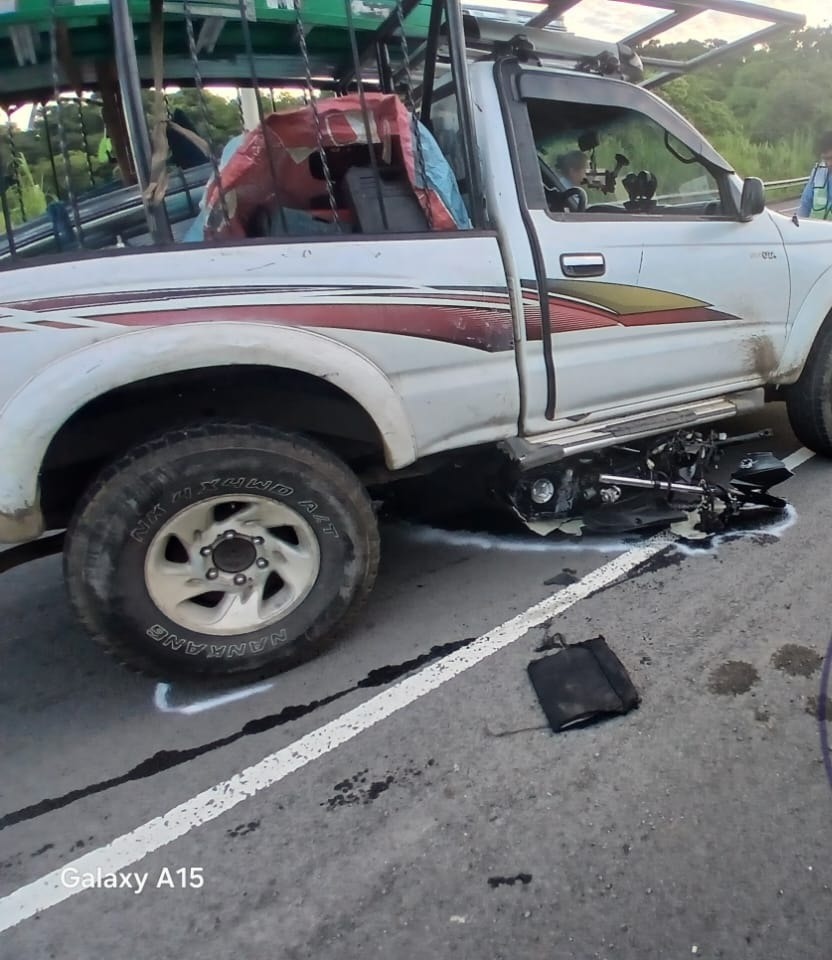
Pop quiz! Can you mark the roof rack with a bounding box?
[459,0,806,88]
[0,0,808,100]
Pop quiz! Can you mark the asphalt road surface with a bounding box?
[1,402,831,960]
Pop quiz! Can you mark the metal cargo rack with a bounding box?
[0,0,808,98]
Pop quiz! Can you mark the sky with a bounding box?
[564,0,827,43]
[469,0,826,42]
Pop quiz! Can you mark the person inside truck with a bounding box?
[554,150,589,212]
[797,131,832,220]
[556,150,589,186]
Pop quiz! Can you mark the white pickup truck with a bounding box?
[0,0,823,678]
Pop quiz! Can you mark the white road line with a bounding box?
[783,447,816,472]
[0,532,673,933]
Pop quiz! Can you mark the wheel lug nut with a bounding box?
[233,574,247,586]
[206,568,219,580]
[200,546,212,557]
[256,558,268,569]
[224,530,236,539]
[253,536,265,545]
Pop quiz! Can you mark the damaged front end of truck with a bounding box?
[504,429,793,539]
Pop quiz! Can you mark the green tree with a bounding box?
[644,25,831,181]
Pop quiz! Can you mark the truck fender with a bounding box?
[0,321,418,540]
[775,264,832,383]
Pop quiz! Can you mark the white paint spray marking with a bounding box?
[0,532,673,933]
[153,681,275,716]
[783,447,816,472]
[672,504,799,557]
[396,492,803,558]
[397,522,643,555]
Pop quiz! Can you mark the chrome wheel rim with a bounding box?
[144,495,321,636]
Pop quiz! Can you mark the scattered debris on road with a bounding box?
[487,874,533,889]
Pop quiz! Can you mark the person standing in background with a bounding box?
[797,132,832,220]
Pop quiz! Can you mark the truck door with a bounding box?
[498,67,790,434]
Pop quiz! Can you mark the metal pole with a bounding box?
[40,102,62,200]
[110,0,172,242]
[598,474,704,496]
[419,0,445,128]
[375,40,394,94]
[239,87,262,133]
[445,0,485,227]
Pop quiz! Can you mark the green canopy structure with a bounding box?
[0,0,437,101]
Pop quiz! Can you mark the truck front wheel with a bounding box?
[787,320,832,457]
[64,423,379,678]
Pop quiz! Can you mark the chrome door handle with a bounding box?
[560,253,606,278]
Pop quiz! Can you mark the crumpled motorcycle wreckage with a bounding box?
[504,429,792,540]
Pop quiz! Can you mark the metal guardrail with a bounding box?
[764,177,805,190]
[653,175,804,205]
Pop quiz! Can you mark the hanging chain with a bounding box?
[76,97,97,187]
[5,114,27,221]
[235,86,246,134]
[49,1,84,245]
[395,0,432,228]
[294,0,340,226]
[182,0,232,230]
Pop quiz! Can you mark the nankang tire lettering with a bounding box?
[146,627,289,657]
[147,624,187,651]
[130,503,167,543]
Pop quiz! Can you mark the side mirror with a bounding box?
[739,177,766,221]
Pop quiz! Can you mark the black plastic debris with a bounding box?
[488,873,533,888]
[527,635,639,732]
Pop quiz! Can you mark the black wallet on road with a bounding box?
[527,635,640,732]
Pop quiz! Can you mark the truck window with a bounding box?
[526,97,729,218]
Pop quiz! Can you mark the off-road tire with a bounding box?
[64,423,379,679]
[786,319,832,456]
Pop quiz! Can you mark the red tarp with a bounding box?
[203,93,458,237]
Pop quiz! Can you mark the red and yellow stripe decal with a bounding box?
[0,281,736,352]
